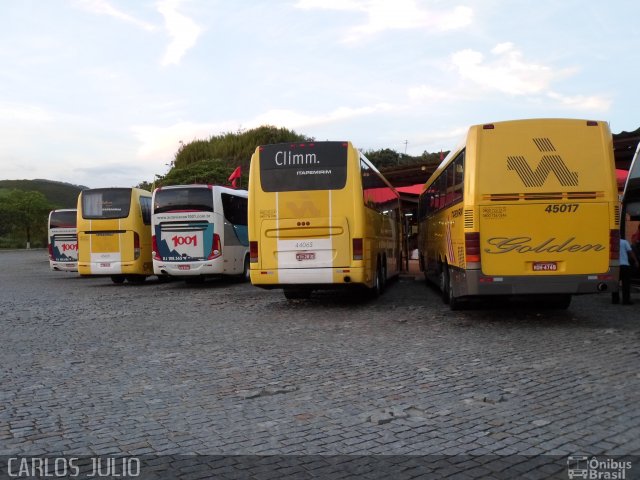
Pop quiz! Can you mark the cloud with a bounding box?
[294,0,473,42]
[247,104,394,129]
[156,0,202,66]
[131,120,238,163]
[546,92,611,111]
[407,85,457,103]
[451,42,562,96]
[131,103,394,164]
[0,103,52,122]
[448,42,611,111]
[74,0,156,30]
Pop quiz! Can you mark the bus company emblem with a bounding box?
[507,138,578,187]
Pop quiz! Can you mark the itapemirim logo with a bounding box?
[567,455,632,479]
[507,138,579,187]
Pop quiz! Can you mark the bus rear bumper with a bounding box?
[454,268,619,297]
[153,260,224,276]
[50,261,78,272]
[250,267,369,288]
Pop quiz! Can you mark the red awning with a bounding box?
[396,184,424,195]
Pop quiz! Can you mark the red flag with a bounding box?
[228,166,242,188]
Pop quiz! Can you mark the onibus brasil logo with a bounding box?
[567,455,633,479]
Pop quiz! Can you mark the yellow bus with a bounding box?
[77,187,153,284]
[248,141,402,299]
[417,118,619,309]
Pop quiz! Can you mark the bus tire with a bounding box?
[547,294,572,309]
[284,288,311,300]
[126,275,146,284]
[185,276,205,285]
[440,266,450,304]
[368,261,383,299]
[381,255,388,291]
[448,268,462,311]
[239,255,250,282]
[111,275,125,284]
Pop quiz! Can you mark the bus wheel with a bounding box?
[380,257,388,291]
[448,268,462,311]
[185,276,205,285]
[127,275,146,284]
[368,262,383,299]
[546,294,572,309]
[239,255,250,282]
[284,288,311,300]
[440,266,450,304]
[111,275,125,284]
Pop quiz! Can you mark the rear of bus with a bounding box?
[48,209,78,272]
[464,118,618,302]
[248,141,383,297]
[77,187,153,282]
[151,185,250,279]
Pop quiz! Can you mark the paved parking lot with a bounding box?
[1,249,639,478]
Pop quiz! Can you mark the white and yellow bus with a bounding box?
[151,184,249,283]
[418,118,619,309]
[47,209,78,272]
[248,141,402,299]
[77,187,153,284]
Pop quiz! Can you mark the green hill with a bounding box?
[0,179,87,208]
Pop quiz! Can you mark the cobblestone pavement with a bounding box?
[1,250,639,478]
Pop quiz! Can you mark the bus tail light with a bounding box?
[48,243,54,260]
[250,241,258,263]
[465,232,481,263]
[134,232,141,260]
[353,238,363,260]
[151,235,161,260]
[208,233,222,260]
[610,229,620,260]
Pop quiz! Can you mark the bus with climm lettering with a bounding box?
[417,118,619,310]
[77,187,153,284]
[151,185,249,283]
[47,209,78,272]
[248,140,402,299]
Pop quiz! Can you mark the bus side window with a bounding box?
[140,196,152,225]
[221,193,248,226]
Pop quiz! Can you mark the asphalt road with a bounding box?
[1,250,638,479]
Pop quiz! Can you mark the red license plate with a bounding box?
[178,265,191,270]
[100,263,111,268]
[533,261,557,271]
[296,252,316,261]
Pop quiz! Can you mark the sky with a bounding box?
[1,0,639,189]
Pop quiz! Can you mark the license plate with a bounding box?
[178,265,191,270]
[296,252,316,261]
[533,261,557,272]
[100,263,111,268]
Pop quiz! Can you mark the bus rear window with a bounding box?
[82,188,132,219]
[154,187,214,214]
[49,211,77,228]
[259,142,348,192]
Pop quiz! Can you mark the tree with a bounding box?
[156,159,238,187]
[0,189,54,248]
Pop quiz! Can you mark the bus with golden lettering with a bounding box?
[248,141,402,299]
[417,118,619,309]
[77,187,153,283]
[48,209,78,272]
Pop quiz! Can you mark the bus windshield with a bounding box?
[259,142,348,192]
[82,188,132,219]
[49,210,77,228]
[153,187,214,214]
